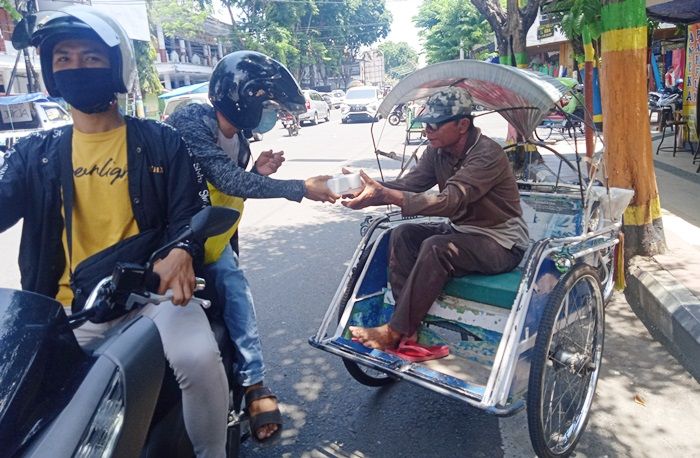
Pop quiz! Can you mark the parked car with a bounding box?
[330,90,345,108]
[161,92,210,122]
[319,92,333,110]
[0,94,72,151]
[340,86,383,123]
[298,89,331,125]
[161,91,263,141]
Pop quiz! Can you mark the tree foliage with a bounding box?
[414,0,492,64]
[134,39,164,95]
[148,0,210,39]
[378,41,418,79]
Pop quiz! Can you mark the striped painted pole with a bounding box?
[601,0,666,257]
[583,25,595,160]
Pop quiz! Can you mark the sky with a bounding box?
[384,0,424,54]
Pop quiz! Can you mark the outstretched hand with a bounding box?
[304,175,340,203]
[255,150,285,176]
[342,170,402,209]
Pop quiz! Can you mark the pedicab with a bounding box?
[309,60,634,457]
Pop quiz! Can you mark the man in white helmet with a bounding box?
[0,6,228,457]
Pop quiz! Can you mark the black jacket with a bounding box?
[0,116,209,300]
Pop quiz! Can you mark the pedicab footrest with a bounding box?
[442,269,522,310]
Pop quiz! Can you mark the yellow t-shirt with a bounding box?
[56,125,139,306]
[203,182,244,265]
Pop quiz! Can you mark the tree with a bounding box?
[469,0,542,67]
[148,0,210,39]
[134,39,163,95]
[378,41,418,79]
[599,0,665,258]
[414,0,492,64]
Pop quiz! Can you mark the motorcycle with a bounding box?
[0,206,247,457]
[279,111,300,136]
[387,104,407,126]
[649,79,684,112]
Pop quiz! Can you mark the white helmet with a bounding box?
[24,5,135,97]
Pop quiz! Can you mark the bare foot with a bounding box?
[245,383,279,441]
[349,324,401,350]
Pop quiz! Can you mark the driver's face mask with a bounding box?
[54,68,116,113]
[253,108,278,134]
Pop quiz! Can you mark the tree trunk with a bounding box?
[600,0,665,258]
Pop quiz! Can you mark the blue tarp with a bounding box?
[647,0,700,24]
[0,93,49,106]
[158,82,209,100]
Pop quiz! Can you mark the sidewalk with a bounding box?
[624,129,700,381]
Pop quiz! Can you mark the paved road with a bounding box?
[1,111,698,457]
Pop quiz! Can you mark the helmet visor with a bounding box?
[28,9,121,49]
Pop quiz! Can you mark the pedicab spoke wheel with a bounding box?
[342,359,396,387]
[527,265,604,458]
[535,124,553,141]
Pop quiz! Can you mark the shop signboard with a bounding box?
[537,24,555,40]
[684,22,699,142]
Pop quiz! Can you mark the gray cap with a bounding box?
[414,87,473,124]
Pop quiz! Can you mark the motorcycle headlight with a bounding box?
[75,370,125,458]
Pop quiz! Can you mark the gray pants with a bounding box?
[74,301,228,458]
[388,222,524,336]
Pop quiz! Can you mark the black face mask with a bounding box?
[53,68,117,114]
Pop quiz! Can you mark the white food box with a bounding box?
[327,172,363,195]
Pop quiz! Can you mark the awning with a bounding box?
[0,93,49,106]
[378,60,568,138]
[158,82,209,100]
[646,0,700,24]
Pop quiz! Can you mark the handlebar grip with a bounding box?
[145,270,161,293]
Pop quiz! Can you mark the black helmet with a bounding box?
[209,51,305,130]
[22,5,135,97]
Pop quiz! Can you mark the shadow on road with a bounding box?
[238,203,503,457]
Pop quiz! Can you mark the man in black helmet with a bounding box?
[167,50,338,443]
[0,6,228,457]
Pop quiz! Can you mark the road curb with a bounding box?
[624,256,700,382]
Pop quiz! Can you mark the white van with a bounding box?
[340,86,383,123]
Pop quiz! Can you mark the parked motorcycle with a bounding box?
[0,206,246,458]
[649,78,684,112]
[279,111,300,136]
[387,104,407,126]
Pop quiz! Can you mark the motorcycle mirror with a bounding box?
[191,206,239,240]
[11,15,36,50]
[148,206,239,265]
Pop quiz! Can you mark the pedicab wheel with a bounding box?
[534,125,553,142]
[527,264,604,458]
[338,243,397,388]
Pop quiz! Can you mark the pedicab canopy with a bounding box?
[378,60,570,139]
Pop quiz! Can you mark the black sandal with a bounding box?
[244,386,283,444]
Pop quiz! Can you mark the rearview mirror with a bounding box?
[190,206,239,240]
[148,206,239,265]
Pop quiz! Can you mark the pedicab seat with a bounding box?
[443,268,522,310]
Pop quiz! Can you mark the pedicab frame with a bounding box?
[309,60,633,457]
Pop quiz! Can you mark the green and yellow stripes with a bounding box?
[624,195,662,226]
[582,26,596,66]
[600,0,665,256]
[600,0,647,53]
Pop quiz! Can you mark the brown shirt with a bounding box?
[384,127,527,247]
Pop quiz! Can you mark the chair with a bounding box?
[656,110,697,158]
